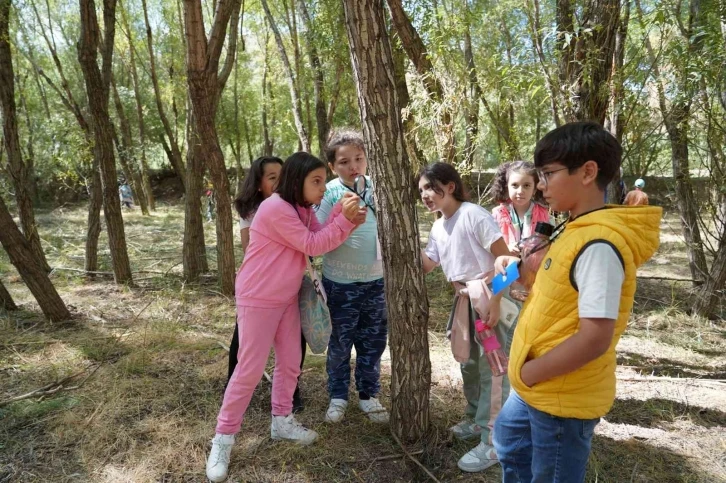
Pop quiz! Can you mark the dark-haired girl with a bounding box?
[489,161,551,254]
[418,162,517,474]
[234,156,283,250]
[206,152,362,482]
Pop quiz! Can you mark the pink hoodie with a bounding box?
[235,193,355,308]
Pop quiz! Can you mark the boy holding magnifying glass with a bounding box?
[316,128,389,424]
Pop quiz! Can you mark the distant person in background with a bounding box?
[119,181,134,209]
[624,178,649,206]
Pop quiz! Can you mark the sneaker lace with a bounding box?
[329,400,347,412]
[284,415,308,433]
[211,441,232,465]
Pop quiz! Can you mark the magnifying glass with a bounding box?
[353,175,367,207]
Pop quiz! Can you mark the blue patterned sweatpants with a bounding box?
[323,277,388,400]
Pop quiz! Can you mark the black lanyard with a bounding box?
[343,181,376,215]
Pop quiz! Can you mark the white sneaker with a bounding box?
[206,433,235,482]
[457,442,499,473]
[325,398,348,423]
[359,397,390,423]
[270,414,318,445]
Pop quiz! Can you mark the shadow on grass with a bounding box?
[607,397,726,429]
[618,351,726,379]
[587,435,718,483]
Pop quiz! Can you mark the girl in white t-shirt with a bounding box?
[235,156,284,251]
[418,162,516,474]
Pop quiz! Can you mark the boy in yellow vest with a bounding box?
[492,122,661,482]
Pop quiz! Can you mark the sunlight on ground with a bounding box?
[1,202,724,482]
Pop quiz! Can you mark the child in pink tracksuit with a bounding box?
[206,152,363,482]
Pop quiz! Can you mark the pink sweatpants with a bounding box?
[216,303,302,435]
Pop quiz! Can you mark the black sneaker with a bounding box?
[292,386,304,413]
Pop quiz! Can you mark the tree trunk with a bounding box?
[261,0,310,152]
[386,0,455,163]
[0,196,71,321]
[78,0,133,284]
[462,13,479,171]
[183,125,209,282]
[609,0,630,144]
[25,0,102,272]
[111,77,150,215]
[84,165,103,273]
[142,0,186,194]
[692,236,726,318]
[390,36,425,169]
[0,0,50,273]
[557,0,620,123]
[635,0,708,284]
[262,28,274,156]
[120,1,155,211]
[342,0,431,442]
[17,81,38,203]
[299,0,329,158]
[0,277,17,311]
[183,0,240,295]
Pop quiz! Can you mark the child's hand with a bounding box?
[341,195,361,221]
[485,299,501,327]
[495,255,520,275]
[352,208,367,226]
[508,242,521,255]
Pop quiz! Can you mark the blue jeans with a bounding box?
[493,391,600,483]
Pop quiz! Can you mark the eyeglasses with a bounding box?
[536,167,569,187]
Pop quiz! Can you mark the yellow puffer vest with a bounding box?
[509,205,661,419]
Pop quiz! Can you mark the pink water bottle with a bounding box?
[475,319,508,376]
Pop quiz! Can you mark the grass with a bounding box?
[1,203,724,482]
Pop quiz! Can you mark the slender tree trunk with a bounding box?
[606,1,629,204]
[233,45,244,196]
[183,123,209,281]
[386,0,455,163]
[183,0,240,295]
[343,0,431,442]
[111,77,150,215]
[0,277,17,311]
[25,0,102,272]
[526,0,563,125]
[261,0,310,152]
[262,26,274,156]
[390,33,425,168]
[17,81,38,203]
[692,237,726,318]
[78,0,133,284]
[142,0,186,193]
[635,0,708,284]
[0,0,50,272]
[0,196,71,321]
[120,1,155,211]
[299,0,328,158]
[84,156,103,273]
[462,13,479,171]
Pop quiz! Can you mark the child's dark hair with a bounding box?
[534,121,622,190]
[324,128,365,165]
[234,156,284,220]
[489,161,544,204]
[416,162,469,202]
[276,152,327,206]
